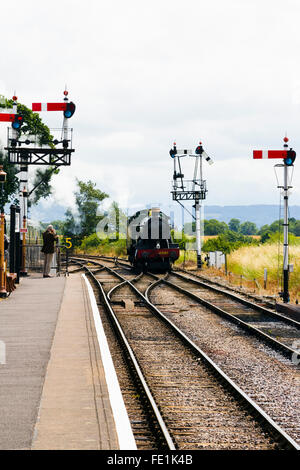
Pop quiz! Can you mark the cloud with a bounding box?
[1,0,300,221]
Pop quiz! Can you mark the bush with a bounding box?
[263,231,300,246]
[80,232,127,256]
[171,230,195,250]
[202,230,259,254]
[80,233,102,251]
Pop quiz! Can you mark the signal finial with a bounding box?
[63,86,69,102]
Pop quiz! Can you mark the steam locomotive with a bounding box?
[126,208,180,272]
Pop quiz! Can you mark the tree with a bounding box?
[228,218,240,232]
[260,231,271,243]
[75,180,109,238]
[293,221,300,236]
[0,151,19,210]
[258,224,270,235]
[268,219,283,233]
[204,219,228,235]
[202,230,259,254]
[239,221,257,235]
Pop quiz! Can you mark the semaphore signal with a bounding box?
[32,100,76,116]
[0,112,22,124]
[253,136,296,304]
[253,150,288,159]
[169,140,214,269]
[32,102,66,112]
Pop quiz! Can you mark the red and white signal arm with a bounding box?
[0,112,18,122]
[32,103,67,112]
[253,150,287,159]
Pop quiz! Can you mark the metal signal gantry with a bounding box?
[2,90,76,276]
[5,90,76,166]
[169,141,214,269]
[253,137,296,303]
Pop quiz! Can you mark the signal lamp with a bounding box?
[63,101,76,119]
[195,145,203,155]
[12,114,23,130]
[169,144,177,158]
[284,149,296,166]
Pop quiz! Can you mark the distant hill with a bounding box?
[22,203,300,228]
[204,205,300,227]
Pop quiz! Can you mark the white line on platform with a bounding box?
[82,274,137,450]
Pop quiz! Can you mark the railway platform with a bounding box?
[0,272,135,450]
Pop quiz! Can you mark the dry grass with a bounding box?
[175,244,300,303]
[227,244,300,302]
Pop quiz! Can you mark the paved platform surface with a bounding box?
[0,275,66,450]
[31,274,120,450]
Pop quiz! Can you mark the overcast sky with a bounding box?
[1,0,300,220]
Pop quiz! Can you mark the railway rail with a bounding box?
[69,255,300,450]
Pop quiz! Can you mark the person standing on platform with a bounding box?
[41,225,58,278]
[4,234,9,262]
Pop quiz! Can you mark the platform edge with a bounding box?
[82,274,137,450]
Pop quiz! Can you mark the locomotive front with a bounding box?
[127,208,179,272]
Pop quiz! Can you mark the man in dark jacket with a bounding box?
[41,225,58,278]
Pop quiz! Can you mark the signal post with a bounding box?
[253,136,296,303]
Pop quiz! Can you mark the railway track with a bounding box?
[71,254,300,360]
[69,256,299,450]
[157,271,300,360]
